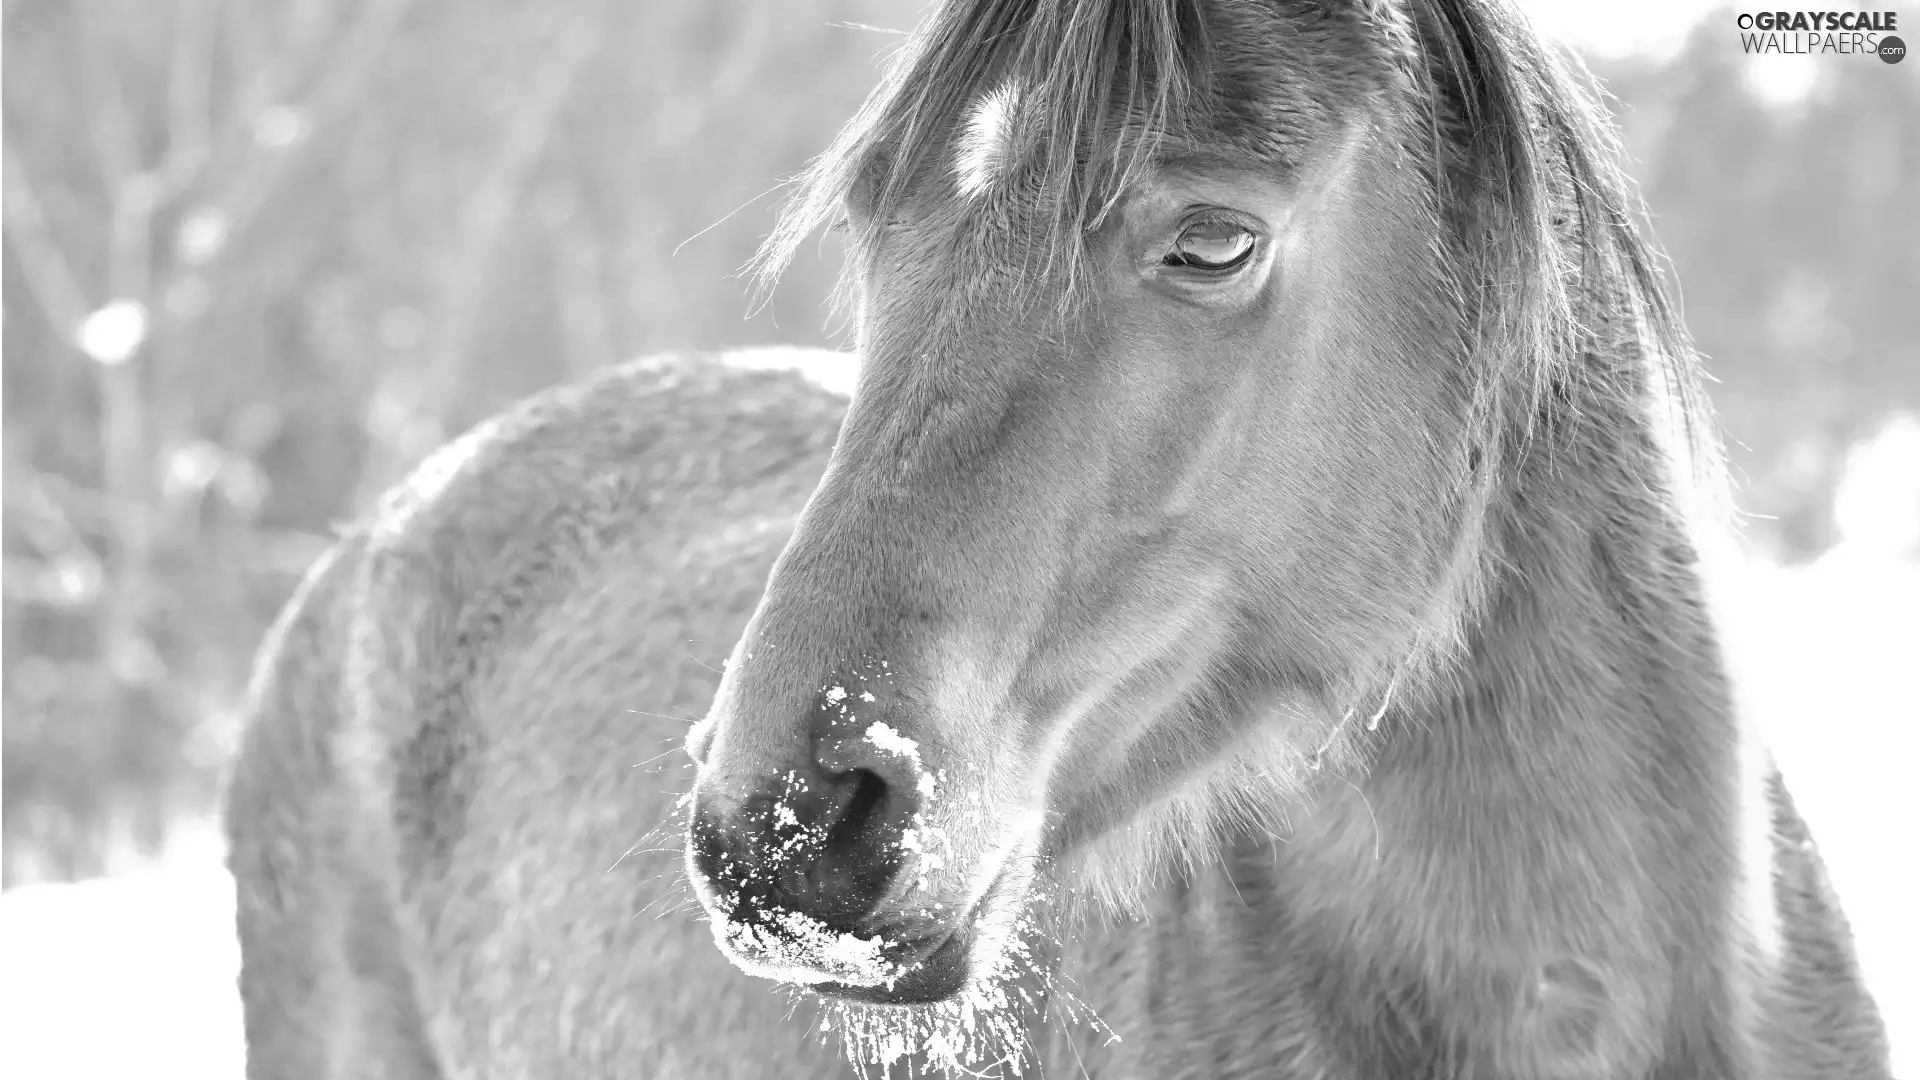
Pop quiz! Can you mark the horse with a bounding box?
[224,1,1892,1077]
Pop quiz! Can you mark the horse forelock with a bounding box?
[759,0,1214,307]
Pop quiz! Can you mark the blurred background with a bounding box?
[2,0,1915,1074]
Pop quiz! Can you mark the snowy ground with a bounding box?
[3,425,1916,1079]
[1714,551,1920,1074]
[0,821,243,1079]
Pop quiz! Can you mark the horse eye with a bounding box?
[1165,222,1255,271]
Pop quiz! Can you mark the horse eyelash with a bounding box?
[1176,207,1261,235]
[1164,216,1260,272]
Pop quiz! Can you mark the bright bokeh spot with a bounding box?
[177,209,230,266]
[76,300,149,365]
[1833,415,1920,557]
[252,105,307,149]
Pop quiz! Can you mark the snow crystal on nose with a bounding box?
[864,721,921,769]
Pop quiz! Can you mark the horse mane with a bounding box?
[1402,0,1720,489]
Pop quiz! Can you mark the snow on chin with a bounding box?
[718,905,899,987]
[812,884,1111,1078]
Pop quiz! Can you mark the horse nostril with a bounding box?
[825,768,888,850]
[692,762,914,932]
[817,768,893,872]
[779,766,905,925]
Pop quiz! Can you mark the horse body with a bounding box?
[228,0,1892,1075]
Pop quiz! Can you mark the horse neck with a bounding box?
[1122,332,1741,903]
[1289,338,1746,992]
[1034,334,1753,1074]
[1417,353,1737,803]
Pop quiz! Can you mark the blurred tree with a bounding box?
[5,0,428,881]
[1596,17,1920,557]
[2,0,911,884]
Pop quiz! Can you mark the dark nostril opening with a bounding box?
[785,766,902,925]
[693,761,916,934]
[822,768,889,858]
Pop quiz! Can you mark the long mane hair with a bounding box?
[760,0,1717,474]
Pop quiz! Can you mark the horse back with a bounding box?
[225,352,861,1078]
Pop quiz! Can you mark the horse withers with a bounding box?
[227,0,1892,1076]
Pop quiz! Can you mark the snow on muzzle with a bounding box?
[686,662,1031,1002]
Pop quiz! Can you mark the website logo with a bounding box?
[1736,10,1905,62]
